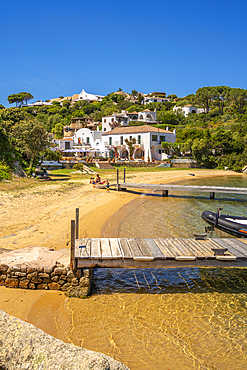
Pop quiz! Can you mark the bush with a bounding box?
[0,162,12,181]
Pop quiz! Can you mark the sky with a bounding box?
[1,0,247,107]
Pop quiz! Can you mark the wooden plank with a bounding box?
[170,238,196,257]
[220,239,247,258]
[135,239,153,257]
[163,239,182,257]
[208,238,243,258]
[186,239,211,258]
[90,238,101,259]
[110,238,122,259]
[100,238,112,259]
[76,238,90,258]
[154,238,175,259]
[159,238,178,257]
[126,238,142,257]
[118,239,132,259]
[192,239,216,258]
[184,239,208,258]
[230,239,247,256]
[144,238,165,259]
[75,239,80,259]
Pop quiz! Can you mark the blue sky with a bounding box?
[1,0,247,107]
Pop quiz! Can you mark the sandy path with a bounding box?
[0,169,242,252]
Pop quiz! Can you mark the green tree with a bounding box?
[138,93,144,104]
[12,119,49,170]
[227,88,247,114]
[125,138,136,158]
[195,87,213,112]
[131,90,138,98]
[7,92,33,107]
[53,123,64,139]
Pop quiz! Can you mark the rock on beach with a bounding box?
[0,310,129,370]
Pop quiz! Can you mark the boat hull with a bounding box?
[202,211,247,238]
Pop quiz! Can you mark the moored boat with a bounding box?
[201,210,247,238]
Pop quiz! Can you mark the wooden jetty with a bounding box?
[116,183,247,199]
[73,237,247,268]
[111,169,247,199]
[70,205,247,271]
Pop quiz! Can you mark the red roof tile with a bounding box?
[102,125,173,135]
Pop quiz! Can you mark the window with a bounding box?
[154,99,157,102]
[104,128,106,131]
[109,137,112,145]
[152,135,158,141]
[86,137,90,144]
[129,136,132,141]
[160,135,166,143]
[120,136,123,145]
[138,135,141,144]
[104,119,106,123]
[65,142,70,149]
[111,118,114,122]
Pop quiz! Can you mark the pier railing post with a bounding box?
[70,220,75,269]
[75,208,79,239]
[117,168,119,191]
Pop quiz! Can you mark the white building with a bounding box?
[102,125,176,161]
[53,137,74,151]
[74,128,104,153]
[173,105,210,117]
[77,89,105,102]
[102,109,157,132]
[143,96,170,105]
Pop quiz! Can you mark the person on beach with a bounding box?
[106,180,110,192]
[90,177,95,184]
[95,174,101,183]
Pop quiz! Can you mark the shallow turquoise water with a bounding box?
[91,176,247,370]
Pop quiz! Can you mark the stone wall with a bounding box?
[0,263,93,298]
[0,310,129,370]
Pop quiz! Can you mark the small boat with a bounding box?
[202,210,247,238]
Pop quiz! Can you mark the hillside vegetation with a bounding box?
[1,85,247,179]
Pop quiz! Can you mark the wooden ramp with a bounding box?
[74,238,247,268]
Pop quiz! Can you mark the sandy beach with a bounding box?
[0,168,245,368]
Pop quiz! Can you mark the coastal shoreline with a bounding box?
[0,169,246,365]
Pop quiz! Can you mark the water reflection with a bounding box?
[93,267,247,295]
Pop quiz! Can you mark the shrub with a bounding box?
[0,162,12,181]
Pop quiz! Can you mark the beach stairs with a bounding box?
[96,161,114,169]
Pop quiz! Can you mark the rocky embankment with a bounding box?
[0,246,93,297]
[0,310,129,370]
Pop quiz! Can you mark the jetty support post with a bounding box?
[123,168,126,183]
[210,192,215,199]
[70,220,75,269]
[161,190,168,197]
[75,208,79,239]
[117,168,119,191]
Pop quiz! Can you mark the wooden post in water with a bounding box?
[75,208,79,239]
[161,190,168,197]
[117,168,119,191]
[70,220,75,269]
[123,168,126,183]
[210,192,215,199]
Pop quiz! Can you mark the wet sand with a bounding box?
[0,169,245,369]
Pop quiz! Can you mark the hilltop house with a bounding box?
[173,105,211,116]
[143,96,170,105]
[102,125,176,161]
[77,89,105,102]
[102,109,157,132]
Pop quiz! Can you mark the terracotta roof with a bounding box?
[102,125,173,135]
[59,137,74,141]
[141,109,152,112]
[127,111,138,114]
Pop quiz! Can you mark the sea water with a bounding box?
[86,176,247,369]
